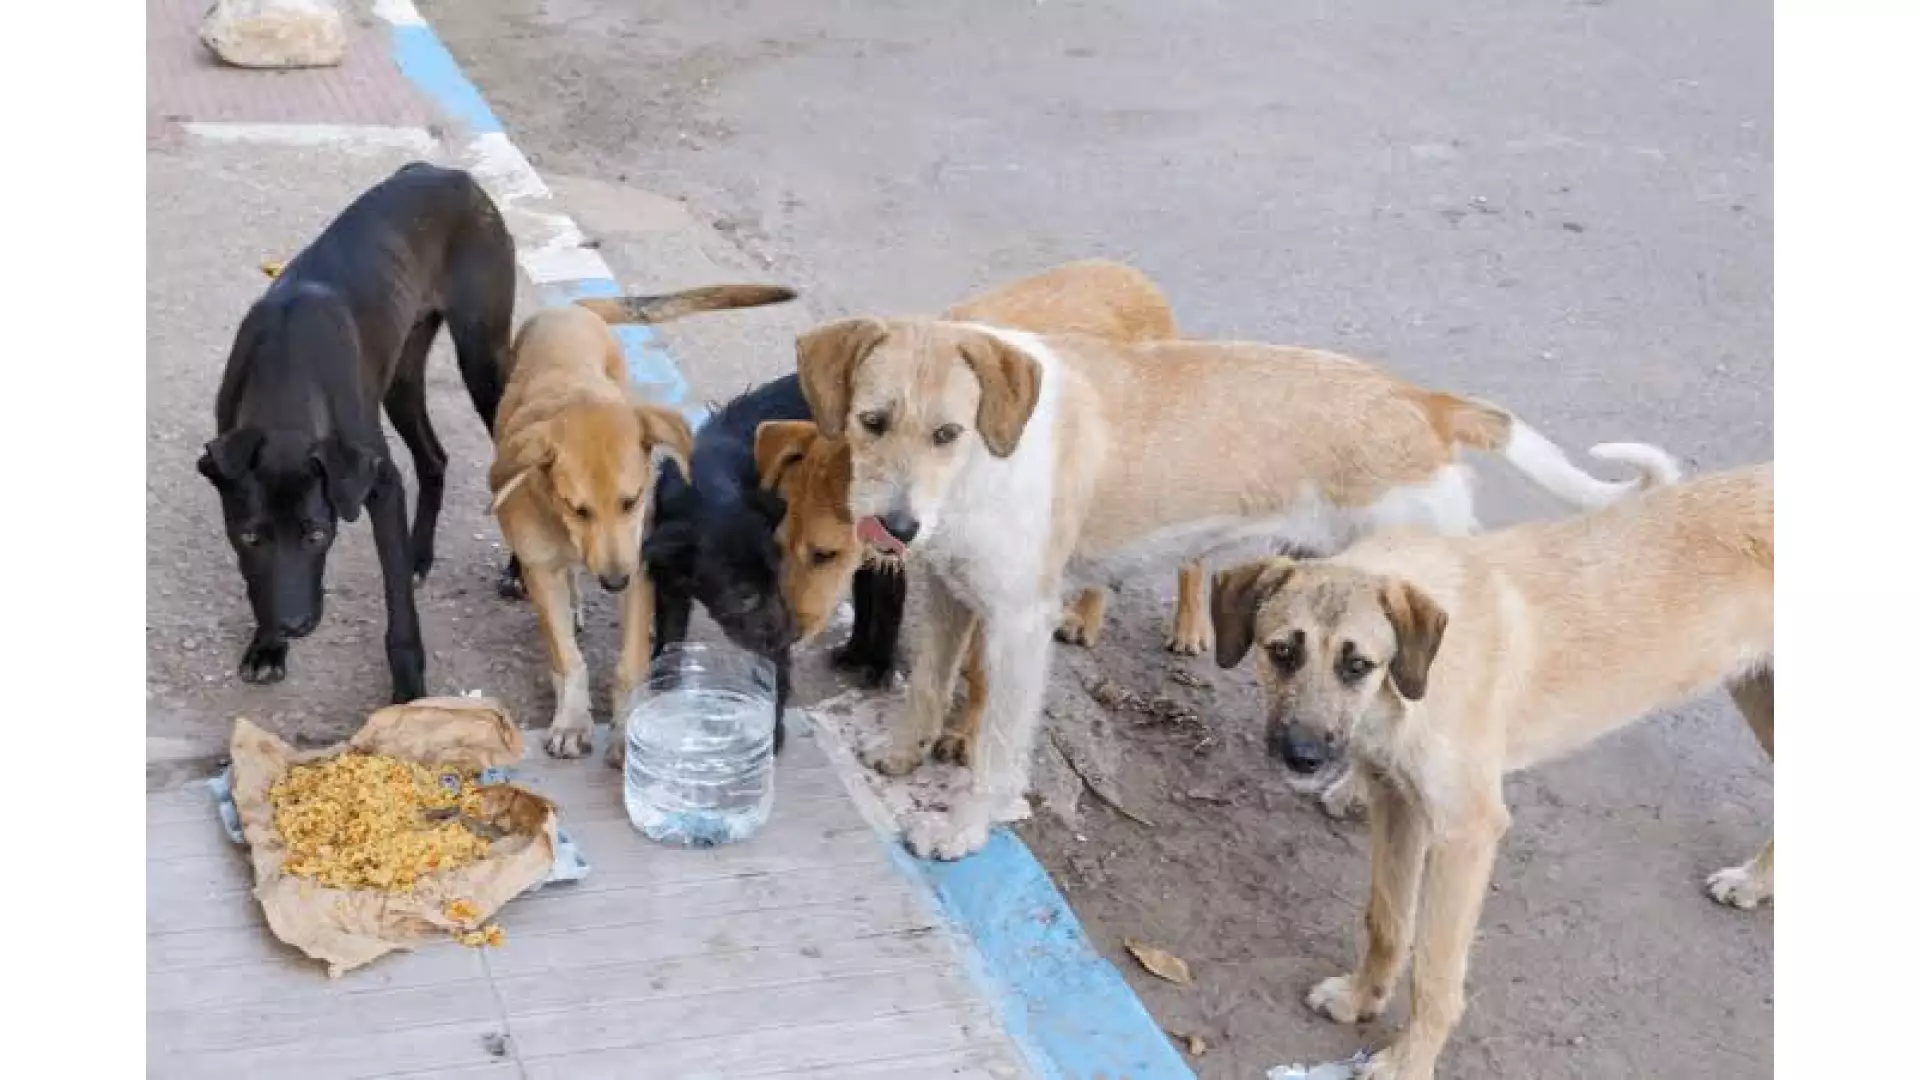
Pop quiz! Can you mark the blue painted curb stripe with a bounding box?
[385,11,1180,1078]
[901,830,1196,1080]
[390,26,503,135]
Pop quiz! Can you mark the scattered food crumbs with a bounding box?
[456,923,507,948]
[1168,1029,1209,1057]
[260,260,285,278]
[445,898,480,924]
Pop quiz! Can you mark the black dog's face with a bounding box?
[646,486,797,658]
[198,428,377,641]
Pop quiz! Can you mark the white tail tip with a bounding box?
[1588,442,1684,490]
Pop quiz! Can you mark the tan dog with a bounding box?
[491,285,794,761]
[1210,463,1772,1080]
[796,315,1678,859]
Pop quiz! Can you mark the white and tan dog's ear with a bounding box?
[796,318,889,438]
[754,420,818,490]
[1211,558,1297,669]
[1379,580,1449,701]
[636,403,695,473]
[490,419,558,514]
[958,333,1042,457]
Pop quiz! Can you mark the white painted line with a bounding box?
[369,0,428,27]
[465,131,551,203]
[180,122,439,155]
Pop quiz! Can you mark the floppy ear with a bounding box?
[1379,580,1449,701]
[490,420,557,514]
[314,439,381,523]
[958,333,1042,457]
[1211,558,1297,670]
[795,318,888,439]
[196,429,264,488]
[755,420,818,491]
[636,404,695,473]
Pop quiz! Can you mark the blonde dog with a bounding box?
[490,285,794,761]
[795,315,1678,859]
[1210,462,1772,1080]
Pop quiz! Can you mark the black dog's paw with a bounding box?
[239,641,289,685]
[830,643,896,688]
[496,556,526,600]
[772,712,787,756]
[411,551,434,586]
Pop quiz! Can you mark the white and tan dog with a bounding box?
[794,318,1679,859]
[1209,462,1772,1080]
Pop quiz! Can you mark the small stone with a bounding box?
[200,0,347,70]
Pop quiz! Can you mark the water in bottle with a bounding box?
[623,642,777,847]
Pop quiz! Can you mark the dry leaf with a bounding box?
[1168,1029,1209,1056]
[1125,939,1194,985]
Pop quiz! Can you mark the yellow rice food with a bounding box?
[269,752,493,891]
[455,924,507,948]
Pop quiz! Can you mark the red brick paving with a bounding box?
[148,0,437,128]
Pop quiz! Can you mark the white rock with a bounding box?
[200,0,347,70]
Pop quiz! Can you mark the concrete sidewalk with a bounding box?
[145,3,1038,1077]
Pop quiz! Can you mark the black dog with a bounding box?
[197,162,515,703]
[643,373,908,753]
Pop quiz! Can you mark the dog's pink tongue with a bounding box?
[856,516,908,556]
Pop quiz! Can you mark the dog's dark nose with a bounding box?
[879,510,920,545]
[599,572,630,593]
[1270,724,1331,775]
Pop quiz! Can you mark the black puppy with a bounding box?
[643,373,907,753]
[197,162,515,703]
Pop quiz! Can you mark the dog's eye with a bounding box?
[931,423,963,446]
[619,494,640,514]
[1268,636,1304,672]
[238,531,263,548]
[570,503,593,521]
[304,527,328,546]
[859,411,888,435]
[809,547,840,566]
[1339,655,1376,683]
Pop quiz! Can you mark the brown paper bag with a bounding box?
[229,697,559,977]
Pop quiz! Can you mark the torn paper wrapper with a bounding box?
[219,698,573,977]
[1268,1050,1376,1080]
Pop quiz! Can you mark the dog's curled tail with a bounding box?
[575,284,798,325]
[1436,394,1684,509]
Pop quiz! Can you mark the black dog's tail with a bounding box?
[576,285,798,325]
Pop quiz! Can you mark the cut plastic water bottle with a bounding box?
[623,642,777,847]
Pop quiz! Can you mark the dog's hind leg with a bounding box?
[446,271,513,433]
[1055,587,1108,647]
[365,461,428,703]
[1708,667,1774,909]
[906,599,1053,861]
[384,319,447,583]
[931,627,986,766]
[1165,560,1213,655]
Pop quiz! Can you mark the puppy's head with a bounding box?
[198,427,379,642]
[642,457,796,658]
[492,401,693,592]
[755,420,865,644]
[795,318,1042,551]
[1211,557,1449,778]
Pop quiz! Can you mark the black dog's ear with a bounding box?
[1211,558,1298,670]
[314,439,381,523]
[196,429,264,488]
[1379,580,1448,701]
[745,485,789,526]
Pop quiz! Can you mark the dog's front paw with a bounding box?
[1706,859,1772,910]
[930,732,972,766]
[1054,612,1099,648]
[239,640,289,684]
[862,735,931,777]
[604,727,627,769]
[1307,974,1384,1026]
[545,722,594,759]
[1318,766,1370,822]
[1164,622,1212,656]
[904,809,992,861]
